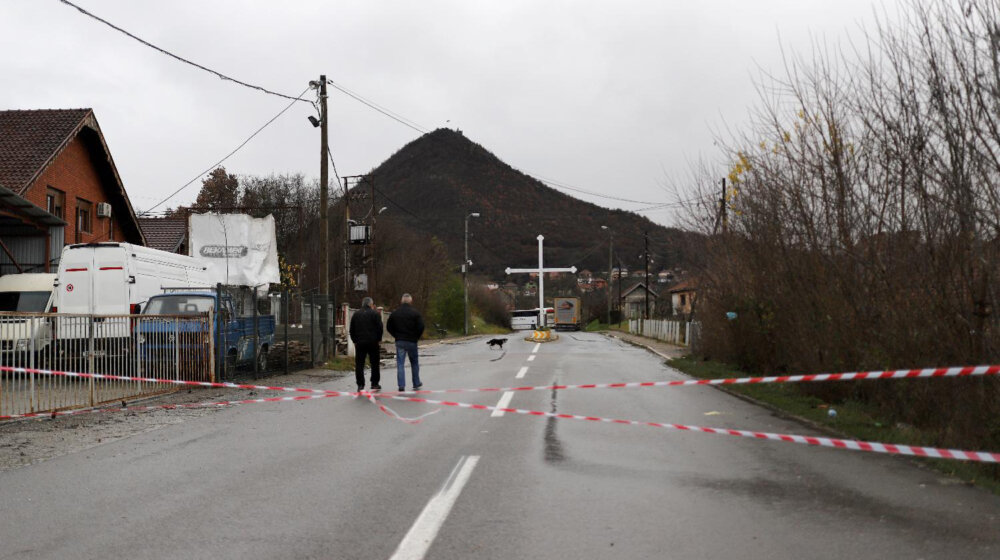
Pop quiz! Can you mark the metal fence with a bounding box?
[0,312,213,417]
[628,318,700,348]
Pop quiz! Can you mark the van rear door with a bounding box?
[58,246,95,315]
[93,246,128,315]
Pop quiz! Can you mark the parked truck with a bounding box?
[553,297,582,331]
[137,289,275,379]
[53,242,212,361]
[0,273,57,362]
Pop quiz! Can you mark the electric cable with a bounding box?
[57,0,308,102]
[139,87,308,215]
[326,79,429,134]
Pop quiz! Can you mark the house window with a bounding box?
[76,199,92,234]
[680,294,687,306]
[46,187,64,219]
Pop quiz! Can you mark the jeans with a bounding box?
[354,341,380,388]
[395,340,421,389]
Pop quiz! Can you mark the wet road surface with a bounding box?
[1,333,998,559]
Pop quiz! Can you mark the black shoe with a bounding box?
[398,387,406,392]
[357,385,364,392]
[371,385,381,392]
[413,384,423,390]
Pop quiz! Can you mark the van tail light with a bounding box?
[130,303,141,333]
[51,306,57,313]
[130,304,141,315]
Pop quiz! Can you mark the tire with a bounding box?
[256,347,268,372]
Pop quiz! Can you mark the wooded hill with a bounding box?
[357,128,703,280]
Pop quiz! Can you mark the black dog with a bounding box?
[487,337,508,350]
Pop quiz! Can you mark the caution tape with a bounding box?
[0,393,341,420]
[375,394,1000,463]
[7,364,999,401]
[0,365,345,396]
[384,364,1000,396]
[6,364,1000,461]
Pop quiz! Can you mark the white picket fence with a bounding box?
[628,319,699,347]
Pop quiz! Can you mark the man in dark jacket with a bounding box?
[386,293,425,392]
[349,297,383,392]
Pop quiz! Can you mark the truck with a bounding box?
[0,273,57,362]
[53,242,212,359]
[137,289,275,379]
[553,297,582,331]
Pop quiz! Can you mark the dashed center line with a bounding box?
[389,455,480,560]
[527,355,536,362]
[491,391,515,417]
[516,366,529,379]
[532,343,541,353]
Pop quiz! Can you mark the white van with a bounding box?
[54,243,212,343]
[0,273,57,355]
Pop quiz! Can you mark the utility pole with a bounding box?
[720,177,728,235]
[343,176,351,304]
[644,230,650,320]
[464,212,480,335]
[318,75,330,359]
[602,225,612,325]
[370,178,376,304]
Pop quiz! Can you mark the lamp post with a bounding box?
[601,225,613,325]
[370,206,387,304]
[464,212,480,335]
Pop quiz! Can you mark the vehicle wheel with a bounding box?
[256,347,268,372]
[225,350,237,378]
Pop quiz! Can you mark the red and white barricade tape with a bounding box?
[0,393,341,420]
[0,365,345,396]
[387,365,1000,396]
[5,364,999,399]
[5,364,1000,461]
[376,394,1000,463]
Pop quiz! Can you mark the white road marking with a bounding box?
[527,355,536,362]
[532,343,541,353]
[491,391,515,417]
[389,455,480,560]
[515,366,529,379]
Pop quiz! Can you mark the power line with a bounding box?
[139,87,308,215]
[57,0,308,103]
[326,79,429,134]
[529,173,662,205]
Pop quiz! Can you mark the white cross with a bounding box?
[505,235,577,327]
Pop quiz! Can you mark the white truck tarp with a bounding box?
[188,213,279,289]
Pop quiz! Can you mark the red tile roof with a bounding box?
[0,109,92,193]
[669,279,697,293]
[138,217,186,253]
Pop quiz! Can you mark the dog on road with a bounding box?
[487,337,508,350]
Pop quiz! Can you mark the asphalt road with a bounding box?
[1,333,998,559]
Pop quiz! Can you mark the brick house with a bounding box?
[0,109,145,274]
[669,279,697,317]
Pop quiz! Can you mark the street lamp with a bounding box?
[601,226,613,326]
[464,212,481,335]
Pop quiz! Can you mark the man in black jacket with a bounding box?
[349,297,383,392]
[386,293,425,392]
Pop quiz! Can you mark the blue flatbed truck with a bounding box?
[137,290,275,379]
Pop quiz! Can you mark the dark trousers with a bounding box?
[354,341,381,388]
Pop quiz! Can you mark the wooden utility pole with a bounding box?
[721,177,728,235]
[318,74,330,359]
[644,231,650,320]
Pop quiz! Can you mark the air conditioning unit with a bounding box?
[96,202,112,218]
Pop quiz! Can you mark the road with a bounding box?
[1,333,998,559]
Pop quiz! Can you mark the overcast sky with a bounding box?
[2,0,902,226]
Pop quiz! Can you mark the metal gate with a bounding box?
[0,312,214,417]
